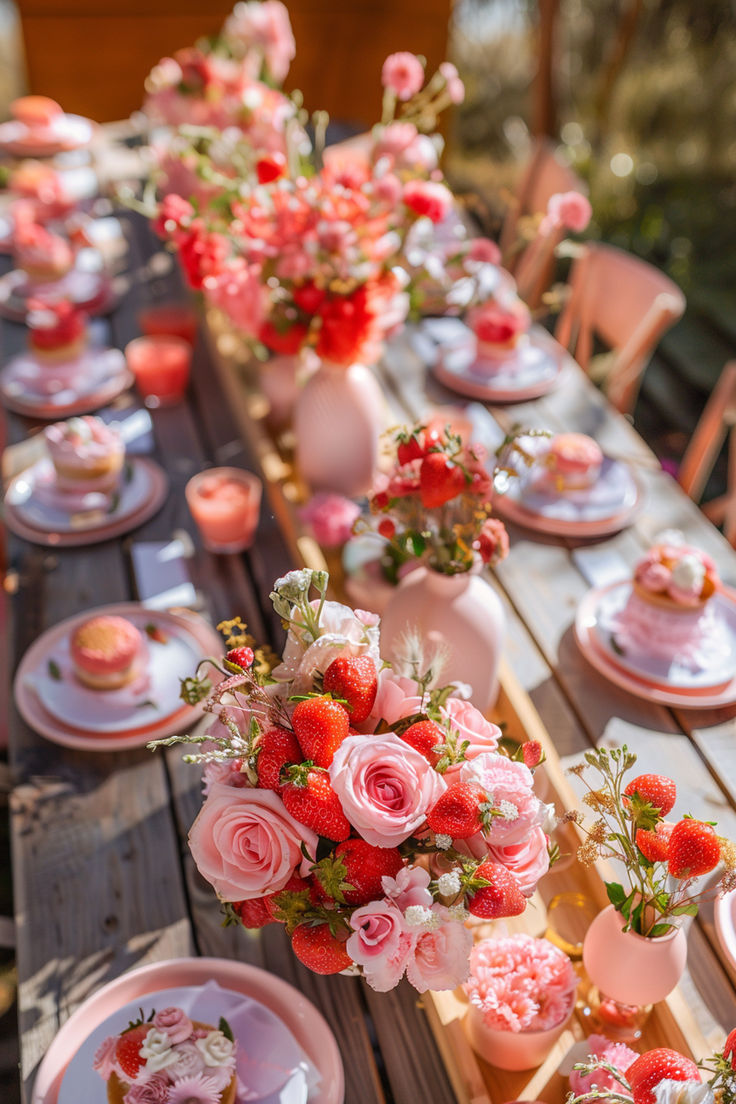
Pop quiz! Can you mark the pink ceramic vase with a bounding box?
[582,904,688,1007]
[259,353,301,427]
[294,360,385,496]
[465,994,575,1071]
[379,566,506,712]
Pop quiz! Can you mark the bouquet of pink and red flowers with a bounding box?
[156,569,554,991]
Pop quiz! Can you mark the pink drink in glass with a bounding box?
[186,467,262,553]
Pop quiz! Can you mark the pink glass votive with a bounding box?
[125,335,192,407]
[185,467,262,553]
[138,302,198,346]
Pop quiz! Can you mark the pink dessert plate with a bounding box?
[0,346,132,418]
[14,603,222,750]
[0,255,114,321]
[0,113,94,158]
[494,456,644,538]
[431,326,565,403]
[714,888,736,972]
[31,957,344,1104]
[4,455,167,547]
[575,581,736,707]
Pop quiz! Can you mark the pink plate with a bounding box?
[0,262,114,321]
[714,889,736,972]
[4,456,167,547]
[14,604,222,750]
[431,327,565,403]
[575,583,736,708]
[31,956,344,1104]
[0,113,94,157]
[0,346,132,418]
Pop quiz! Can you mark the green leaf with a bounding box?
[648,923,673,938]
[606,882,626,909]
[135,699,157,710]
[48,658,62,681]
[218,1016,234,1042]
[610,634,626,656]
[671,901,699,917]
[409,533,426,557]
[106,492,120,515]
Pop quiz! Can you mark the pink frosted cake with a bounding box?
[617,543,720,664]
[92,1005,237,1102]
[14,221,73,283]
[468,297,531,360]
[70,615,142,690]
[543,433,603,491]
[28,299,87,362]
[44,416,124,494]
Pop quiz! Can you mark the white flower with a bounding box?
[437,872,461,896]
[140,1028,178,1073]
[497,800,519,821]
[435,833,453,850]
[653,1080,713,1104]
[404,905,439,930]
[671,554,705,592]
[195,1030,236,1068]
[272,600,380,693]
[448,903,469,922]
[542,802,557,834]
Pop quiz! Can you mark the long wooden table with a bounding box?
[4,201,736,1104]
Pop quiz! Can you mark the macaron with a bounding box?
[70,616,142,690]
[11,95,64,129]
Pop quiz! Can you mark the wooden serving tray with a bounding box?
[204,315,711,1102]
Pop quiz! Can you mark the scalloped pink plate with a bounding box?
[0,346,132,418]
[31,957,344,1104]
[431,326,566,403]
[714,889,736,972]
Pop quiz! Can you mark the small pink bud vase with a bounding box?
[379,565,506,712]
[582,904,688,1033]
[465,993,575,1071]
[294,360,386,497]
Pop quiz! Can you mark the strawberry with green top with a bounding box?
[291,923,353,974]
[323,655,377,724]
[465,860,526,919]
[427,781,494,839]
[419,452,467,508]
[226,645,255,671]
[667,818,721,879]
[115,1022,150,1080]
[624,773,677,817]
[255,726,301,792]
[626,1048,701,1104]
[398,719,445,767]
[282,763,351,841]
[636,821,674,864]
[291,695,350,767]
[332,839,404,905]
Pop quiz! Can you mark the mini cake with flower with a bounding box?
[14,221,73,283]
[44,416,125,495]
[27,299,87,362]
[542,433,603,492]
[467,296,531,362]
[616,542,720,665]
[93,1005,237,1104]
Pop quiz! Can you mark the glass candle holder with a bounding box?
[138,301,198,346]
[125,335,192,407]
[186,467,262,554]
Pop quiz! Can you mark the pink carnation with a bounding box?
[460,754,544,844]
[123,1075,171,1103]
[569,1034,638,1097]
[346,901,414,991]
[465,934,577,1032]
[381,52,425,100]
[403,179,453,224]
[405,905,473,992]
[93,1035,119,1079]
[202,259,264,339]
[544,190,592,233]
[299,493,361,547]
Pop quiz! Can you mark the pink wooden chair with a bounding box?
[555,242,686,416]
[678,361,736,545]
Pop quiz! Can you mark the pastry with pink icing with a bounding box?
[14,221,73,283]
[10,95,64,131]
[44,416,124,493]
[467,296,531,359]
[92,1004,237,1102]
[544,432,603,491]
[27,299,87,362]
[616,542,720,665]
[70,615,142,691]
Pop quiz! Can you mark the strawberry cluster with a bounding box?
[163,569,552,991]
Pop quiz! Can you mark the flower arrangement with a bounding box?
[464,933,578,1033]
[567,746,735,936]
[93,1005,237,1104]
[568,1030,736,1104]
[154,569,553,992]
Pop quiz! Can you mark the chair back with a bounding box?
[500,139,586,257]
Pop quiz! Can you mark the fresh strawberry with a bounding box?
[333,839,404,905]
[282,764,351,841]
[398,719,444,767]
[263,874,313,921]
[419,452,467,508]
[323,655,378,724]
[291,923,353,974]
[724,1027,736,1068]
[115,1023,150,1079]
[466,861,526,919]
[378,518,396,539]
[225,645,255,671]
[256,726,301,792]
[144,622,169,644]
[231,896,275,929]
[624,774,677,816]
[427,782,492,839]
[627,1048,701,1104]
[256,152,287,184]
[636,821,674,864]
[667,818,721,879]
[291,696,350,767]
[397,431,425,466]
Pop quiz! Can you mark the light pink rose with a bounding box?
[166,1039,206,1081]
[188,783,317,900]
[405,906,473,992]
[152,1007,193,1045]
[361,669,423,730]
[329,733,446,847]
[544,190,592,233]
[441,699,501,777]
[381,52,425,100]
[464,825,550,896]
[403,179,453,224]
[460,754,544,844]
[93,1035,119,1079]
[347,901,414,991]
[299,492,361,547]
[381,865,433,910]
[467,237,501,266]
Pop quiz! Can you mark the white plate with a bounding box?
[0,256,113,321]
[0,114,94,157]
[433,329,564,402]
[58,981,312,1104]
[7,455,151,532]
[0,346,126,402]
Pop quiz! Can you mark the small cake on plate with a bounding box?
[14,221,74,283]
[543,432,603,491]
[10,95,64,132]
[468,297,531,360]
[93,1005,237,1103]
[617,542,720,664]
[70,615,142,690]
[44,416,125,493]
[27,299,87,362]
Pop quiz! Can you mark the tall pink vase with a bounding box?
[294,361,385,496]
[379,566,506,712]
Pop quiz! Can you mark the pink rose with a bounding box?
[441,699,501,769]
[475,518,510,567]
[544,190,592,233]
[405,906,473,992]
[361,669,423,730]
[460,754,544,844]
[123,1077,170,1104]
[403,179,453,224]
[152,1007,193,1044]
[347,901,414,991]
[329,733,446,847]
[299,492,361,547]
[381,52,425,100]
[93,1035,119,1079]
[188,783,317,900]
[481,826,550,895]
[381,865,433,910]
[166,1040,207,1081]
[467,237,501,266]
[373,172,403,206]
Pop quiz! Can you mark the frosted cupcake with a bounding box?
[14,222,73,283]
[468,297,531,361]
[93,1005,237,1103]
[617,543,720,665]
[70,615,142,690]
[44,416,124,494]
[543,433,603,491]
[27,299,87,362]
[10,95,64,132]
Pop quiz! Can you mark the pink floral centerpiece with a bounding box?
[463,933,578,1069]
[153,569,553,992]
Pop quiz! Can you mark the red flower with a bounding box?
[316,287,378,366]
[256,152,287,184]
[177,222,229,290]
[259,320,309,355]
[152,194,195,241]
[175,47,216,91]
[293,282,327,315]
[475,518,509,565]
[402,179,453,224]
